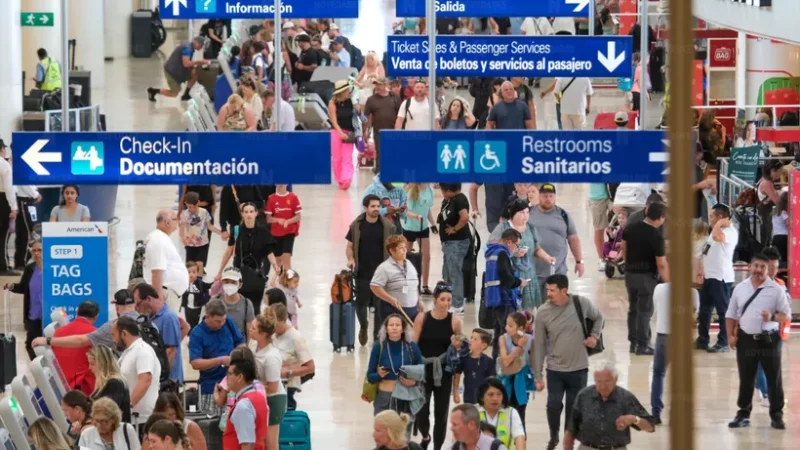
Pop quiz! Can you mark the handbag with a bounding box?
[573,296,605,356]
[341,131,357,143]
[237,240,267,294]
[361,342,384,403]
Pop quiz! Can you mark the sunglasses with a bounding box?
[434,282,453,294]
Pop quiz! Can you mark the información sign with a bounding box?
[11,132,332,185]
[160,0,360,19]
[386,35,634,78]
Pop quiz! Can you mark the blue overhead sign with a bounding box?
[386,35,633,78]
[396,0,590,17]
[11,132,332,185]
[43,222,109,326]
[159,0,359,19]
[379,130,669,183]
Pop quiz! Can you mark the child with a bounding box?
[266,184,302,270]
[603,208,628,261]
[498,313,533,425]
[179,191,222,274]
[182,261,212,329]
[455,329,496,405]
[692,220,710,286]
[269,269,302,328]
[446,333,469,373]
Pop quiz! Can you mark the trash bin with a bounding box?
[131,11,153,58]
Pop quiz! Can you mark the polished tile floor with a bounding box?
[1,9,797,450]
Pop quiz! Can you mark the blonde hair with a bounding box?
[27,418,71,450]
[254,308,278,336]
[692,220,709,241]
[279,269,300,288]
[91,398,123,432]
[404,183,422,202]
[374,410,412,446]
[272,303,289,322]
[226,93,245,111]
[89,345,126,396]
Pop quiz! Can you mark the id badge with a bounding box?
[402,285,408,294]
[28,205,38,222]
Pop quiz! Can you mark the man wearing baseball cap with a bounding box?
[217,266,256,339]
[293,34,318,85]
[330,36,351,68]
[147,36,210,102]
[282,22,301,57]
[529,184,584,297]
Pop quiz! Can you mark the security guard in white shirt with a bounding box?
[725,253,790,430]
[0,140,18,275]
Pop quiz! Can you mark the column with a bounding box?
[0,0,23,142]
[735,31,747,111]
[21,0,63,87]
[68,0,105,89]
[104,0,135,60]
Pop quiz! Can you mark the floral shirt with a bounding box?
[180,208,212,247]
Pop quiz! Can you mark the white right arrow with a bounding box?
[565,0,591,12]
[21,139,62,176]
[165,0,188,16]
[597,42,626,72]
[39,14,49,24]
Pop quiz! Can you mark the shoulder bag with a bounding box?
[555,77,577,103]
[235,231,267,295]
[361,342,384,403]
[573,296,605,356]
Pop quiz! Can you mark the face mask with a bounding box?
[223,284,239,296]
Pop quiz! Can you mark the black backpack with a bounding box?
[451,440,503,450]
[350,45,364,71]
[135,315,171,387]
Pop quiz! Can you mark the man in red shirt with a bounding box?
[266,184,302,270]
[52,301,98,395]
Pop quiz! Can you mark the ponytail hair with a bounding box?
[148,420,193,450]
[62,390,92,419]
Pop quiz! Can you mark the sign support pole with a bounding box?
[588,1,595,36]
[274,5,282,129]
[426,0,436,130]
[639,0,648,128]
[60,0,69,132]
[667,0,694,448]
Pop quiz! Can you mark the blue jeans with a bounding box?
[651,333,668,416]
[545,369,588,442]
[697,279,732,346]
[755,341,784,396]
[442,239,470,308]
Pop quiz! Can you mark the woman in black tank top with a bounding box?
[413,282,462,450]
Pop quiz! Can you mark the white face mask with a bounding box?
[223,284,239,296]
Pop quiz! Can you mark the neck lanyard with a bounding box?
[387,340,404,375]
[392,260,408,285]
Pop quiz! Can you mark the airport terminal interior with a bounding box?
[1,0,800,449]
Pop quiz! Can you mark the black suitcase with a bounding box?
[462,221,481,303]
[299,80,334,105]
[407,250,422,285]
[0,291,16,392]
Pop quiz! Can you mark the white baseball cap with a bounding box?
[221,267,242,282]
[282,21,295,30]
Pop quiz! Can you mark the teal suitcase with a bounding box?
[279,410,311,450]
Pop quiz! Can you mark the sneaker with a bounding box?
[421,286,432,296]
[146,87,157,102]
[636,346,655,356]
[545,440,558,450]
[651,415,662,425]
[597,261,606,272]
[358,328,368,346]
[707,343,730,353]
[727,416,750,428]
[450,306,465,316]
[629,343,637,353]
[762,396,770,408]
[694,339,708,350]
[771,418,786,430]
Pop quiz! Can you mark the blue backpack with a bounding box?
[350,45,364,71]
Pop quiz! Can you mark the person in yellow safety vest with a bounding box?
[35,48,62,92]
[477,378,526,450]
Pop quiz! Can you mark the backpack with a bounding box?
[400,98,413,129]
[331,270,354,303]
[451,440,503,450]
[556,206,570,233]
[350,45,364,71]
[135,315,171,387]
[128,240,145,281]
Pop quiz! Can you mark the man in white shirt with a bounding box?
[261,90,296,131]
[394,79,441,131]
[650,282,699,424]
[114,315,161,432]
[696,204,738,353]
[725,254,790,430]
[0,140,17,275]
[521,17,553,36]
[144,210,189,313]
[553,77,593,130]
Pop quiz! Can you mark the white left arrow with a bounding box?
[22,139,62,176]
[597,41,626,72]
[165,0,188,16]
[565,0,591,12]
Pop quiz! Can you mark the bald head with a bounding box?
[500,81,516,102]
[156,209,178,235]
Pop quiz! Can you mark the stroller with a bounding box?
[602,214,626,278]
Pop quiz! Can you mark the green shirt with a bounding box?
[588,184,608,201]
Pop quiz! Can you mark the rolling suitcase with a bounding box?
[462,221,481,303]
[0,291,16,391]
[407,250,422,292]
[329,302,355,353]
[280,410,311,450]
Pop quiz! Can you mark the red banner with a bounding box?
[708,39,737,68]
[789,171,800,299]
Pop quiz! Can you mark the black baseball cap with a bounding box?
[540,183,556,194]
[113,288,135,305]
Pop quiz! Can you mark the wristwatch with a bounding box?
[46,337,52,346]
[576,260,584,264]
[633,416,641,425]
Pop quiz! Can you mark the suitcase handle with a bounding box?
[3,290,9,335]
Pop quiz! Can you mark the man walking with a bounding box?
[534,274,604,450]
[696,204,738,353]
[144,210,189,313]
[363,78,400,172]
[487,81,535,130]
[622,202,669,355]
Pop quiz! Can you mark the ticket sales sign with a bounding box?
[386,35,634,78]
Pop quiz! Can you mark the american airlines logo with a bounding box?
[714,47,732,61]
[66,227,95,233]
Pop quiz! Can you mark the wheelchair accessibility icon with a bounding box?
[474,141,506,174]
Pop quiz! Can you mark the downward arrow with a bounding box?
[597,42,626,73]
[565,0,591,12]
[165,0,188,16]
[22,139,62,176]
